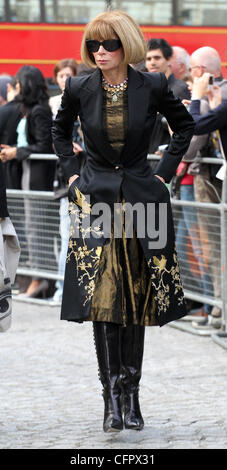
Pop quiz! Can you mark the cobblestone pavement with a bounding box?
[0,300,227,450]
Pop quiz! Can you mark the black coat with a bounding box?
[52,66,195,326]
[0,160,8,218]
[14,104,55,191]
[0,99,23,189]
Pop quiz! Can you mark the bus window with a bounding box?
[45,0,107,24]
[0,2,5,21]
[7,0,41,22]
[111,1,173,25]
[178,0,227,26]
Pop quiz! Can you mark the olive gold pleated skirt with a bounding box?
[88,208,158,327]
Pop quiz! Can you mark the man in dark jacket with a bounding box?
[145,38,191,154]
[145,38,191,100]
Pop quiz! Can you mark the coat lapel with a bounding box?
[121,66,150,161]
[81,68,118,164]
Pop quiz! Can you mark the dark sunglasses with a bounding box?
[86,39,122,53]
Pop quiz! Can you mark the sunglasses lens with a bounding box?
[102,39,121,52]
[86,39,121,53]
[86,40,100,53]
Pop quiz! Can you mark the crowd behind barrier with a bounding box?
[5,154,227,348]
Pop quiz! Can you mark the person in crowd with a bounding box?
[172,89,213,318]
[187,47,227,328]
[145,38,191,100]
[190,74,227,155]
[52,10,194,433]
[49,58,78,119]
[0,160,8,220]
[0,66,55,298]
[49,58,84,304]
[145,40,203,314]
[145,38,190,157]
[0,74,11,106]
[0,158,20,329]
[170,46,190,81]
[188,71,227,329]
[0,77,19,142]
[0,76,22,189]
[190,46,227,97]
[6,76,18,102]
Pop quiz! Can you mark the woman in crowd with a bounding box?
[49,58,78,119]
[49,58,83,303]
[0,66,55,298]
[52,10,194,433]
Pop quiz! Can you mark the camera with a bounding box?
[209,75,214,85]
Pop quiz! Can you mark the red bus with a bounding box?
[1,0,227,79]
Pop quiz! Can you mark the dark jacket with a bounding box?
[52,66,195,326]
[0,99,21,142]
[168,73,191,101]
[15,104,55,190]
[148,73,191,154]
[0,99,23,189]
[0,160,8,217]
[190,99,227,158]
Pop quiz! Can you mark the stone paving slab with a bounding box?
[0,301,226,449]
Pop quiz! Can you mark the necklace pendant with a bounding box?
[112,94,118,102]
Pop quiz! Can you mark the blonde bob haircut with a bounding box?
[81,10,147,68]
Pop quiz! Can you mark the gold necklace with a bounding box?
[102,77,128,102]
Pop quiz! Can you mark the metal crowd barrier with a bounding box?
[6,154,227,349]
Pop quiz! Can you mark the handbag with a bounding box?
[0,217,20,332]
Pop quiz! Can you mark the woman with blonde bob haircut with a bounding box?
[81,10,147,67]
[52,10,194,433]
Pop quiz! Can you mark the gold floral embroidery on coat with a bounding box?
[67,202,103,306]
[148,249,184,315]
[73,186,91,214]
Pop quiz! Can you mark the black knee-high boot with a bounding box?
[93,321,123,433]
[120,324,145,430]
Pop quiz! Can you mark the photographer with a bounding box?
[188,71,227,329]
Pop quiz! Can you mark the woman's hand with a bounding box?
[72,142,83,155]
[68,174,80,187]
[182,99,191,107]
[155,175,166,184]
[0,145,17,162]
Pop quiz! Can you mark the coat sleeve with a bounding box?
[16,105,53,161]
[52,77,81,179]
[154,73,195,183]
[189,99,226,135]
